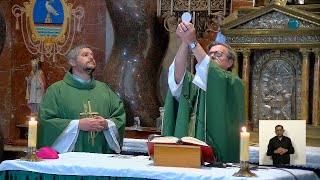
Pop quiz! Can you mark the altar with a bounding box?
[0,152,319,180]
[122,138,320,169]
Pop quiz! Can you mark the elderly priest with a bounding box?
[37,44,126,154]
[163,21,246,163]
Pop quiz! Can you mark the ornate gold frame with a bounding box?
[23,0,73,48]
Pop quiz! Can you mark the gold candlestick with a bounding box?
[233,161,257,177]
[20,146,42,162]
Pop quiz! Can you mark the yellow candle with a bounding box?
[240,126,250,161]
[28,117,38,147]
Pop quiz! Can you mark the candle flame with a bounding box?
[241,126,247,133]
[30,117,36,121]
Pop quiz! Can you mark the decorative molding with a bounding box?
[227,35,320,44]
[234,11,320,29]
[159,0,225,12]
[221,4,320,30]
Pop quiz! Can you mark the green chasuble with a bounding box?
[37,71,126,154]
[163,60,246,163]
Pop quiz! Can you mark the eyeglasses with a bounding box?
[208,51,225,57]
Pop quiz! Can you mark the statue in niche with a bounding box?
[262,76,291,120]
[25,57,46,115]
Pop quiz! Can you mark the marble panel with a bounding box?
[0,0,11,141]
[0,72,11,138]
[104,0,168,127]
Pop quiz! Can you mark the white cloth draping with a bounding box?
[0,152,319,180]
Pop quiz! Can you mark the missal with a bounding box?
[147,136,215,163]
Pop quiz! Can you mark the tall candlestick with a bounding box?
[240,126,250,161]
[170,0,173,16]
[159,0,162,16]
[157,0,159,16]
[192,11,195,25]
[208,0,210,15]
[28,117,38,147]
[233,126,256,177]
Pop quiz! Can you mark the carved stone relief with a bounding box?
[227,35,320,44]
[251,50,302,128]
[160,0,225,11]
[234,11,320,29]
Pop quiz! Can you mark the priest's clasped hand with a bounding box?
[274,147,288,155]
[79,115,108,132]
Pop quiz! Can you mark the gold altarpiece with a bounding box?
[220,3,320,134]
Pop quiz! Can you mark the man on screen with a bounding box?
[267,125,295,165]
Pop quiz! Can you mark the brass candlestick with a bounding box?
[233,161,257,177]
[20,146,42,162]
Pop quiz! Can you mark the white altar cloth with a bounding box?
[0,152,319,180]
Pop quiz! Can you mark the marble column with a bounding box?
[241,49,251,126]
[0,6,5,154]
[300,48,311,124]
[232,50,239,76]
[312,48,320,126]
[104,0,167,127]
[0,9,4,54]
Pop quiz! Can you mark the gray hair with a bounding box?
[67,44,91,61]
[207,41,236,71]
[208,41,236,61]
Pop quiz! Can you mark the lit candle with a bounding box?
[28,117,38,147]
[240,126,250,161]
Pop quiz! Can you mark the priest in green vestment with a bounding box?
[37,44,126,154]
[163,21,246,163]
